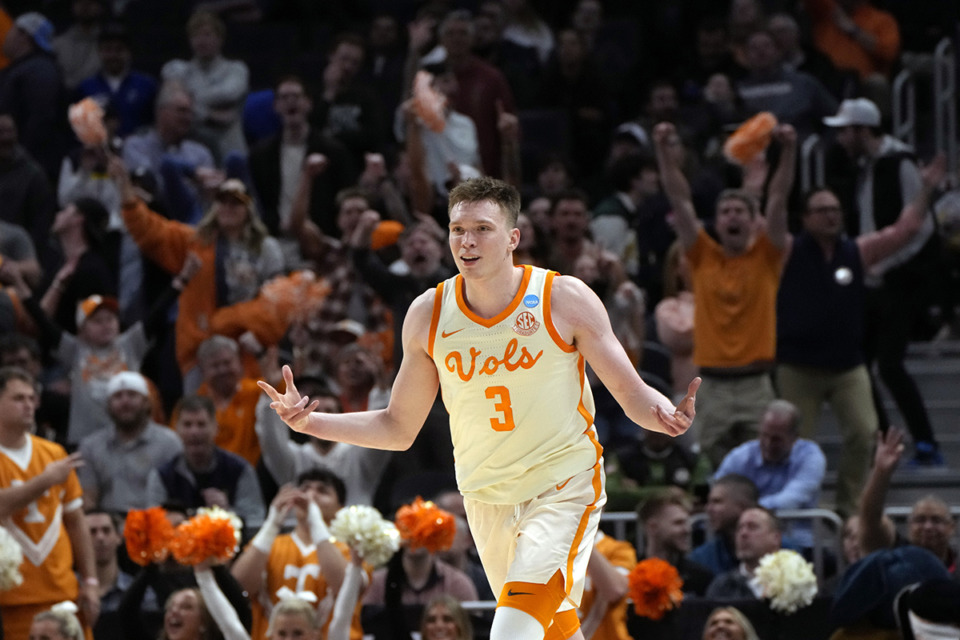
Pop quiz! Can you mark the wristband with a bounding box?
[306,501,331,545]
[250,504,284,553]
[83,577,99,587]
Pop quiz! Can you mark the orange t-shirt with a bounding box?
[687,228,784,369]
[579,533,637,640]
[196,378,262,466]
[804,0,900,78]
[0,436,83,606]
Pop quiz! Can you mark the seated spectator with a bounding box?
[701,607,759,640]
[87,510,159,640]
[606,429,712,511]
[30,602,84,640]
[113,158,284,389]
[0,12,68,179]
[247,74,357,247]
[162,10,249,158]
[0,114,57,267]
[256,372,390,506]
[145,394,265,534]
[637,488,715,596]
[689,475,759,575]
[76,22,159,138]
[230,470,351,640]
[858,429,958,578]
[77,371,183,512]
[121,81,217,224]
[713,399,826,549]
[705,507,782,599]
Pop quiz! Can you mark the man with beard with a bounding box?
[654,121,796,467]
[638,487,715,595]
[76,371,181,512]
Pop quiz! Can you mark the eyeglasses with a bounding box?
[909,514,952,526]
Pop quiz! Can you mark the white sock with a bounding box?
[489,606,545,640]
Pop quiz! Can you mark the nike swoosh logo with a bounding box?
[556,479,571,491]
[441,329,464,338]
[507,589,534,596]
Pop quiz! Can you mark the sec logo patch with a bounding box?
[513,311,540,336]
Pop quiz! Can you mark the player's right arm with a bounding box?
[259,290,440,450]
[653,122,702,249]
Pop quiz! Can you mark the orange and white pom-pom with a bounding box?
[259,270,331,324]
[627,557,684,620]
[412,71,447,134]
[125,507,175,566]
[723,111,778,166]
[68,98,108,147]
[169,507,242,566]
[394,496,456,553]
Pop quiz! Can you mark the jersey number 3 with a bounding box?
[485,386,516,431]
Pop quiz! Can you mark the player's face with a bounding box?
[448,200,519,280]
[0,378,36,432]
[164,590,204,640]
[422,603,461,640]
[270,612,317,640]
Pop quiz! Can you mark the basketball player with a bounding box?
[260,177,700,640]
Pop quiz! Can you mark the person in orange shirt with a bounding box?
[0,367,99,640]
[653,121,795,467]
[802,0,900,80]
[577,533,636,640]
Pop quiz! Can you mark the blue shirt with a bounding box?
[77,71,158,137]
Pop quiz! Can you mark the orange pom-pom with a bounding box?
[370,220,405,251]
[68,98,108,147]
[627,558,684,620]
[259,271,331,324]
[394,496,456,553]
[412,70,447,134]
[124,507,175,566]
[169,508,241,566]
[723,112,778,165]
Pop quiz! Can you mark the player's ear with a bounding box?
[508,226,520,251]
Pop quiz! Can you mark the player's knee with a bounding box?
[497,571,567,630]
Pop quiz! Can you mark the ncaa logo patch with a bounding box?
[523,294,540,308]
[513,311,540,336]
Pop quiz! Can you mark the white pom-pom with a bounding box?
[51,601,79,614]
[0,527,23,591]
[329,505,401,567]
[749,549,818,614]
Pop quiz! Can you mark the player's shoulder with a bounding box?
[547,273,600,315]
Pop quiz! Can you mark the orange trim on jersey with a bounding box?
[498,569,567,631]
[427,281,445,359]
[545,609,581,640]
[544,270,577,353]
[565,463,604,594]
[455,265,532,328]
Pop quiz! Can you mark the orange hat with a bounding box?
[76,294,119,327]
[371,220,405,251]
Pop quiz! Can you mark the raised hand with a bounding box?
[921,152,947,190]
[652,376,701,436]
[874,427,905,474]
[258,364,321,433]
[40,452,84,488]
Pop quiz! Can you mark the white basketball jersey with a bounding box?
[429,265,602,504]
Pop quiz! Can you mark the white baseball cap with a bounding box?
[823,98,881,128]
[106,371,149,398]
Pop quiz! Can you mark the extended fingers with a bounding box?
[258,379,282,402]
[282,364,300,398]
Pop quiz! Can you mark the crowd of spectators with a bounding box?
[0,0,959,639]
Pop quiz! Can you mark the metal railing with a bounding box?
[800,133,825,192]
[934,37,957,176]
[892,68,916,147]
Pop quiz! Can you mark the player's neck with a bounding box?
[0,427,27,450]
[460,264,524,319]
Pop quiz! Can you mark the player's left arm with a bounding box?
[64,506,101,626]
[551,275,700,435]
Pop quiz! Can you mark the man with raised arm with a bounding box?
[261,177,700,640]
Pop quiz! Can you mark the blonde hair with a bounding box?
[704,607,759,640]
[420,596,473,640]
[266,598,320,637]
[33,604,84,640]
[195,199,270,255]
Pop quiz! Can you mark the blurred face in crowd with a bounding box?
[909,498,955,560]
[157,92,194,143]
[422,601,464,640]
[439,18,473,60]
[99,39,131,77]
[79,308,120,348]
[107,388,152,431]
[189,23,222,61]
[526,197,552,233]
[329,42,364,82]
[767,14,800,55]
[214,196,250,237]
[802,190,844,241]
[735,508,780,566]
[556,30,584,68]
[706,484,747,534]
[335,346,378,392]
[0,115,17,162]
[758,409,797,464]
[401,227,443,277]
[274,80,312,126]
[88,512,121,566]
[551,197,590,242]
[369,15,398,50]
[537,161,569,197]
[299,479,342,523]
[572,0,602,33]
[164,589,205,640]
[703,609,750,640]
[647,84,679,122]
[697,27,728,68]
[270,611,318,640]
[29,619,69,640]
[199,347,242,397]
[337,196,370,238]
[0,347,41,377]
[648,503,693,554]
[834,125,870,159]
[842,515,863,564]
[51,203,84,236]
[2,27,33,60]
[745,31,781,76]
[715,196,756,255]
[176,408,217,465]
[0,378,36,434]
